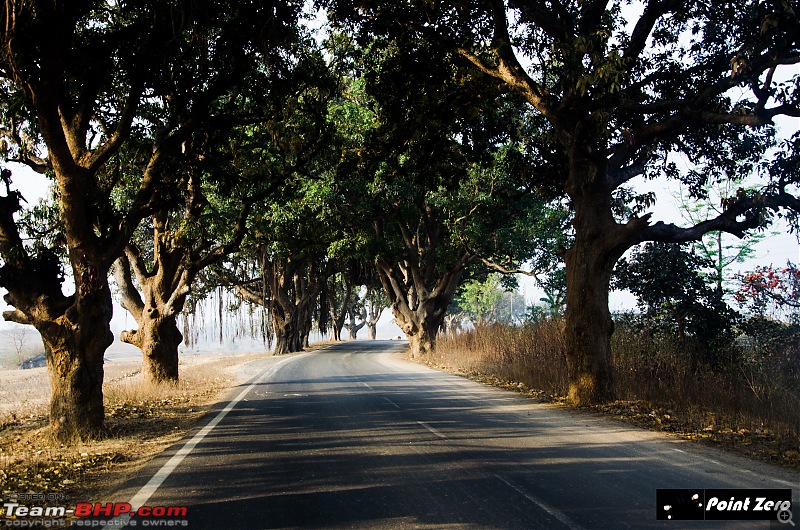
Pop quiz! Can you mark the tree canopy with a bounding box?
[322,0,800,403]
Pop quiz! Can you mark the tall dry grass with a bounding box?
[433,320,800,442]
[433,321,568,398]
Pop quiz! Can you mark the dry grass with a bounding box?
[431,322,568,400]
[427,322,800,470]
[0,351,268,502]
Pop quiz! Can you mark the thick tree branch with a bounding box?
[610,157,649,187]
[234,283,267,306]
[86,80,145,175]
[2,308,32,325]
[475,255,541,279]
[624,0,683,63]
[643,192,800,243]
[112,253,145,326]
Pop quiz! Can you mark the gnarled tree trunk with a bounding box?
[394,309,440,357]
[114,222,193,384]
[563,152,646,405]
[120,315,183,383]
[376,254,469,358]
[346,318,365,340]
[1,179,115,441]
[42,290,113,441]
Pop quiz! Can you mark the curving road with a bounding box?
[106,341,798,529]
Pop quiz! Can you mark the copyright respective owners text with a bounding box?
[1,494,190,527]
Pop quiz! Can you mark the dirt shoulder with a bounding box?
[0,349,291,503]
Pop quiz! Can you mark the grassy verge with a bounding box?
[423,322,800,471]
[0,351,273,502]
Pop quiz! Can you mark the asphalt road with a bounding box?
[106,341,799,529]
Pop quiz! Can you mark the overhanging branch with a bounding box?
[643,191,800,244]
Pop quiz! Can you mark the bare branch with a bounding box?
[476,255,542,279]
[112,253,145,326]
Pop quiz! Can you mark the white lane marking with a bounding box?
[770,478,799,488]
[671,448,686,454]
[672,446,797,488]
[496,475,586,530]
[417,421,447,439]
[362,382,374,390]
[111,354,306,527]
[383,397,400,409]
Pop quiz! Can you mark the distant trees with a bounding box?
[112,42,334,382]
[448,274,527,328]
[331,39,552,356]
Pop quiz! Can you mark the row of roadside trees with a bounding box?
[0,0,798,441]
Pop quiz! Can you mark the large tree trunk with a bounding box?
[347,321,365,340]
[367,324,377,340]
[1,190,114,442]
[120,315,183,383]
[375,250,469,358]
[273,311,305,355]
[399,313,439,357]
[373,215,473,357]
[41,290,113,441]
[330,324,343,342]
[386,290,452,358]
[270,288,311,355]
[272,306,292,355]
[345,306,366,340]
[563,152,644,405]
[563,236,617,405]
[114,240,191,384]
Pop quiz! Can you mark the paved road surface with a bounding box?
[105,341,798,529]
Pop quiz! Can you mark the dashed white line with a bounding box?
[496,475,586,530]
[383,397,401,409]
[417,421,447,439]
[361,382,374,390]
